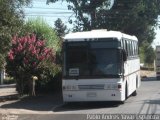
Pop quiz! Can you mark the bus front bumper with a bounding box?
[63,90,124,102]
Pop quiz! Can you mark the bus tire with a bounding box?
[132,90,137,96]
[136,76,138,88]
[121,83,128,104]
[125,83,128,100]
[132,77,138,96]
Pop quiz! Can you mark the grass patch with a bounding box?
[3,77,15,84]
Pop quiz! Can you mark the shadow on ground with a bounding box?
[53,101,121,112]
[146,99,160,105]
[1,93,121,112]
[142,77,158,82]
[1,92,63,112]
[138,99,160,114]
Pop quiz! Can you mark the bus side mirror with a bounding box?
[122,50,127,61]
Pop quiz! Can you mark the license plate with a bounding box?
[87,92,97,97]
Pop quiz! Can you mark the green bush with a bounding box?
[6,34,56,96]
[21,17,62,94]
[22,17,60,51]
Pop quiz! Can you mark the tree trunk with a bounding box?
[16,77,24,96]
[90,0,98,29]
[29,79,36,96]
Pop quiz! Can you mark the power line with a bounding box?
[32,0,47,3]
[32,0,65,4]
[25,7,68,10]
[25,12,74,16]
[25,12,73,14]
[25,15,74,18]
[33,0,47,1]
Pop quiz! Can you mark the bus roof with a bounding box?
[64,29,138,42]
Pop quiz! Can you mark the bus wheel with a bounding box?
[136,76,138,88]
[125,83,128,100]
[132,90,137,96]
[132,77,138,96]
[121,84,128,104]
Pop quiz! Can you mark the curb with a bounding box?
[0,84,18,102]
[0,94,19,102]
[0,84,16,88]
[141,77,157,81]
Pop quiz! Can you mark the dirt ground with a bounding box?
[140,70,156,78]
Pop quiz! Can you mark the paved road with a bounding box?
[1,77,160,120]
[54,78,160,114]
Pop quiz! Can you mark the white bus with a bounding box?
[62,29,141,103]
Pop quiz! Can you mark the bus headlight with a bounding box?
[104,84,111,89]
[112,84,118,89]
[63,85,79,91]
[104,84,118,90]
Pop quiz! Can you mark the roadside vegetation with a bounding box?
[48,0,160,67]
[1,0,160,96]
[0,0,31,70]
[0,0,63,96]
[6,34,56,96]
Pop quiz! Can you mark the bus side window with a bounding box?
[131,41,134,56]
[135,41,137,56]
[129,41,132,57]
[134,41,137,56]
[126,40,130,57]
[135,42,138,56]
[121,39,123,49]
[130,41,133,57]
[122,39,125,50]
[131,41,133,57]
[125,40,128,57]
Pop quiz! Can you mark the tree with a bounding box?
[23,17,61,77]
[54,18,67,37]
[0,0,31,70]
[140,42,155,66]
[100,0,160,46]
[54,18,67,66]
[22,18,60,51]
[48,0,160,65]
[48,0,111,31]
[48,0,160,46]
[6,34,55,96]
[6,17,61,95]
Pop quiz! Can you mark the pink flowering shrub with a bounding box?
[8,34,54,68]
[6,34,55,95]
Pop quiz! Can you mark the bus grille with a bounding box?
[78,85,104,90]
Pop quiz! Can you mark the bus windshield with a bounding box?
[64,39,122,78]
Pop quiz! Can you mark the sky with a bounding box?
[24,0,160,48]
[25,0,73,28]
[154,29,160,47]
